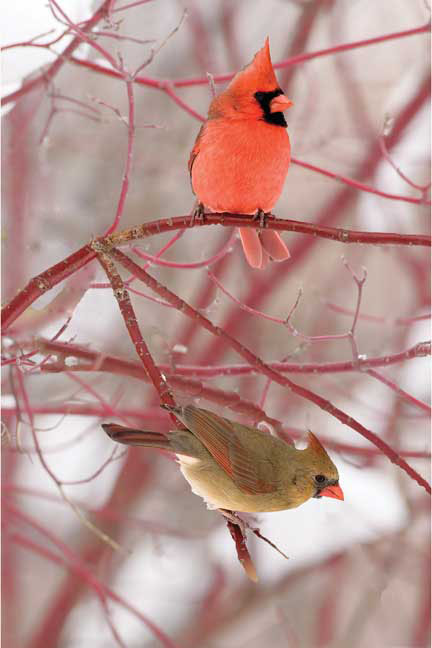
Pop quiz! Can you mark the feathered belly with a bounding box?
[178,455,298,513]
[191,120,290,214]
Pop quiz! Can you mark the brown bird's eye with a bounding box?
[315,474,326,484]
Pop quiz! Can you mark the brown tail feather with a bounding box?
[102,423,172,450]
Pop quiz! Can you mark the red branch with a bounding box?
[107,214,431,248]
[103,75,136,235]
[95,247,175,408]
[3,214,428,333]
[367,368,431,414]
[1,245,95,332]
[291,157,430,206]
[227,520,257,582]
[62,22,430,90]
[1,0,113,107]
[12,336,429,379]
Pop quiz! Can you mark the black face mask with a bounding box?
[254,89,288,127]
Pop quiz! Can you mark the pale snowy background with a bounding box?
[2,1,430,647]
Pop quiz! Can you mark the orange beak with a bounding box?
[270,95,293,113]
[320,484,344,501]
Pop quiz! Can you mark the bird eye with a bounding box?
[254,91,265,101]
[315,474,326,484]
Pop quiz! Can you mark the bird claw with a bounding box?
[189,202,205,227]
[254,208,268,230]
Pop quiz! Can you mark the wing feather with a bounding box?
[188,124,204,181]
[179,406,276,495]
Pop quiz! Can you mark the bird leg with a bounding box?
[253,208,268,230]
[189,201,205,227]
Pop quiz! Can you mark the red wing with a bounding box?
[179,406,276,495]
[188,124,204,180]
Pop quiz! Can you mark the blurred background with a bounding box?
[2,1,431,646]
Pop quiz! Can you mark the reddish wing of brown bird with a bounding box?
[180,406,275,495]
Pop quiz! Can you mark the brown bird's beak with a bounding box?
[320,484,344,501]
[270,95,293,113]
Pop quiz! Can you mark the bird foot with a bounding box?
[253,209,269,230]
[189,202,205,227]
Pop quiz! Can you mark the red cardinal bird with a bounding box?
[189,38,293,269]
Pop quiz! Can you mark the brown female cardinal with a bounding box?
[102,405,344,513]
[189,38,293,269]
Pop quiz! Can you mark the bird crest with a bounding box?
[226,37,279,96]
[306,431,329,457]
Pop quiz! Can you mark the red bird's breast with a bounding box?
[190,119,291,215]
